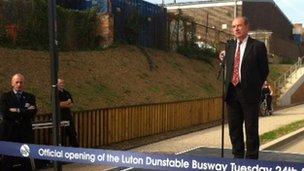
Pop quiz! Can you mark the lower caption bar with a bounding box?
[0,141,303,171]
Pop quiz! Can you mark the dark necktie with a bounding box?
[232,41,242,86]
[16,92,22,102]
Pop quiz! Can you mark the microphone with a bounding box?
[219,50,226,65]
[217,50,226,79]
[217,39,233,79]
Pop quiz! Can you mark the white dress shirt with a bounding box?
[235,35,249,81]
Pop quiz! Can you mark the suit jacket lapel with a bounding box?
[242,37,254,65]
[10,91,23,108]
[229,40,237,65]
[225,40,236,84]
[10,91,18,103]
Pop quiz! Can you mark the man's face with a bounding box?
[232,18,249,40]
[11,75,24,92]
[58,79,65,90]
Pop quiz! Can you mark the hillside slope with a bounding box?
[0,45,222,113]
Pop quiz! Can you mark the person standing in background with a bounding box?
[0,73,37,170]
[261,81,273,113]
[57,78,79,147]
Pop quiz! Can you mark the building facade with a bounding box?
[165,0,304,62]
[293,23,303,45]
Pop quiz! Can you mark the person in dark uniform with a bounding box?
[220,17,269,159]
[261,81,273,112]
[0,73,37,171]
[57,78,79,147]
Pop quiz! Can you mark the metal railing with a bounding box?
[273,57,304,106]
[32,121,70,130]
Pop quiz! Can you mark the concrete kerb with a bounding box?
[109,127,304,171]
[260,127,304,150]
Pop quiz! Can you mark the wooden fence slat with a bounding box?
[108,109,114,144]
[88,111,92,147]
[93,110,96,147]
[95,110,100,146]
[84,111,88,147]
[104,109,109,145]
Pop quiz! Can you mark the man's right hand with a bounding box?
[9,108,19,113]
[28,106,36,110]
[60,99,73,108]
[219,50,226,62]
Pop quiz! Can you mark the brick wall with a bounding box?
[168,1,304,61]
[270,36,303,61]
[169,5,242,32]
[242,1,304,60]
[168,5,237,49]
[291,83,304,104]
[96,14,114,48]
[243,1,293,41]
[243,2,304,61]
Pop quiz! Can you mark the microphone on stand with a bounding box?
[218,39,233,158]
[219,50,226,62]
[217,39,232,80]
[217,50,226,80]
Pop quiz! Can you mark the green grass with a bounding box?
[202,83,216,95]
[268,64,292,82]
[260,119,304,144]
[149,86,161,93]
[83,82,120,106]
[0,46,296,113]
[165,85,193,100]
[137,72,149,80]
[122,86,131,94]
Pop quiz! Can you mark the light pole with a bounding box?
[48,0,61,170]
[234,0,237,18]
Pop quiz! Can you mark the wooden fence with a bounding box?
[34,97,223,148]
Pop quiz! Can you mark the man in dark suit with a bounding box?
[0,73,37,170]
[58,78,79,147]
[222,17,269,159]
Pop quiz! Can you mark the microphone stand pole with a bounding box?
[217,61,226,158]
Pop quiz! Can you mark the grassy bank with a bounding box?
[260,119,304,144]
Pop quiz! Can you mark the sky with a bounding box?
[145,0,304,24]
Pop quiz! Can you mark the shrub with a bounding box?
[177,42,217,63]
[0,0,100,51]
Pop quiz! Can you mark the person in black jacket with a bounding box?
[0,73,37,171]
[221,17,269,159]
[58,78,79,147]
[261,81,273,112]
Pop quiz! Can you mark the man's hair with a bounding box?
[234,16,249,26]
[11,73,25,83]
[58,78,64,83]
[242,16,249,26]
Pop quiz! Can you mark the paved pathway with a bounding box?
[39,104,304,171]
[275,133,304,154]
[133,104,304,154]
